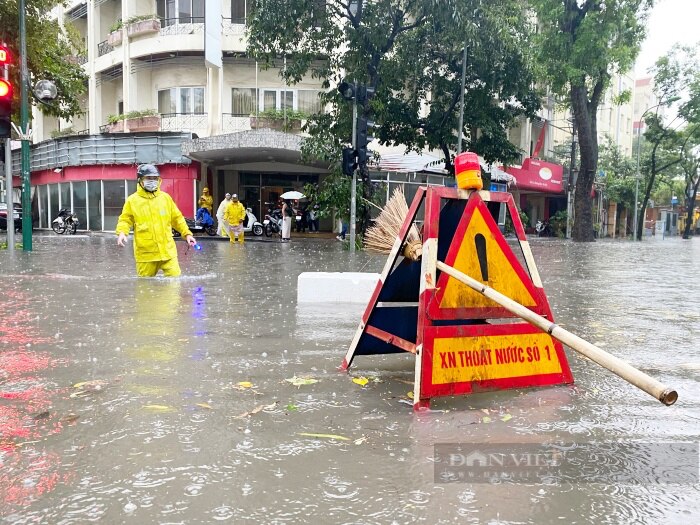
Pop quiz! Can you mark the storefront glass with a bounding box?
[73,182,87,229]
[39,185,49,228]
[87,180,102,231]
[59,182,71,211]
[48,184,59,223]
[103,180,126,232]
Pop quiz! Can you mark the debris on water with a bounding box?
[352,376,369,387]
[297,432,350,441]
[142,404,176,412]
[285,376,318,387]
[234,402,277,419]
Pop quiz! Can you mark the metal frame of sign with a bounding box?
[342,186,573,410]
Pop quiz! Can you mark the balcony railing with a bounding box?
[223,17,247,36]
[97,40,114,57]
[222,113,252,133]
[159,17,205,36]
[160,112,208,132]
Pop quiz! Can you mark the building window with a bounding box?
[157,0,205,26]
[297,90,323,114]
[232,88,258,116]
[231,0,256,24]
[254,89,323,115]
[158,87,205,114]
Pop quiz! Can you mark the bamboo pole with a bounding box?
[436,261,678,406]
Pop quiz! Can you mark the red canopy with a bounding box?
[502,158,564,194]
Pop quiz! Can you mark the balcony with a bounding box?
[100,114,161,133]
[160,113,208,133]
[97,40,115,57]
[160,17,204,36]
[127,18,161,38]
[222,114,251,133]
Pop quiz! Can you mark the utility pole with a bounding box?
[350,92,357,252]
[457,46,467,155]
[566,117,577,239]
[20,0,32,250]
[4,139,12,250]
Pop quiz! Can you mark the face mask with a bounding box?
[142,179,159,192]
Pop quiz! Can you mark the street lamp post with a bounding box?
[19,0,31,250]
[634,122,642,241]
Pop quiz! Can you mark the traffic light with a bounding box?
[356,115,376,166]
[342,147,357,176]
[0,44,11,139]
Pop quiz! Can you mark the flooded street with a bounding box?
[1,234,699,524]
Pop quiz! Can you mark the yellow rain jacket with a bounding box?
[224,201,246,225]
[198,189,214,214]
[116,184,193,263]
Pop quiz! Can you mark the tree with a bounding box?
[634,44,700,239]
[248,0,540,231]
[531,0,653,242]
[677,131,700,239]
[0,0,88,120]
[597,135,636,234]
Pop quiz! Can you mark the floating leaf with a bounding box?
[62,414,80,424]
[142,404,175,413]
[407,391,414,400]
[236,381,254,389]
[354,435,368,445]
[196,403,213,410]
[297,432,350,441]
[395,378,414,385]
[481,408,490,415]
[285,376,318,387]
[500,414,512,422]
[234,402,277,419]
[352,376,369,387]
[482,416,492,423]
[286,403,298,411]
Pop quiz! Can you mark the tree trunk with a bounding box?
[570,85,597,242]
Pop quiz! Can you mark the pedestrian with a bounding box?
[216,192,232,236]
[281,199,294,241]
[309,204,320,232]
[336,218,348,241]
[116,164,196,277]
[198,187,214,217]
[224,193,247,244]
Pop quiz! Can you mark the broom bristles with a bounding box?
[364,187,422,260]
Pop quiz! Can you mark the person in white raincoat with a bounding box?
[216,193,232,236]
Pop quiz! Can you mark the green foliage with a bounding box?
[107,109,159,123]
[248,0,540,171]
[0,0,88,119]
[549,210,568,238]
[530,0,653,241]
[257,108,308,121]
[504,209,529,236]
[598,135,637,209]
[50,127,75,138]
[109,19,123,32]
[125,14,158,25]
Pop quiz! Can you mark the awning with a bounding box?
[502,158,564,194]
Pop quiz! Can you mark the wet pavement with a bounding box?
[0,232,699,524]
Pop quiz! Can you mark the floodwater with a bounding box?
[0,233,698,524]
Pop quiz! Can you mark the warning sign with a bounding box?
[342,184,573,410]
[431,332,563,384]
[431,193,548,319]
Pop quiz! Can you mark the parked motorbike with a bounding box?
[242,208,264,236]
[535,219,553,237]
[263,207,283,237]
[52,209,79,234]
[173,208,217,237]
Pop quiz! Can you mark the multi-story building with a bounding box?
[7,0,569,234]
[12,0,327,231]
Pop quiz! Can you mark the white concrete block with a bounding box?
[297,272,380,304]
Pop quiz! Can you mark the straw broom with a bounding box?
[361,188,677,405]
[364,187,423,260]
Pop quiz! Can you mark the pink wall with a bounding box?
[29,163,200,218]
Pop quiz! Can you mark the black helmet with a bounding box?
[136,164,160,178]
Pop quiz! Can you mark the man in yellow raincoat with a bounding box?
[116,164,196,277]
[198,187,214,216]
[224,193,246,244]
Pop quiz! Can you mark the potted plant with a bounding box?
[250,109,307,132]
[125,109,161,131]
[107,20,123,46]
[103,110,160,133]
[126,14,161,37]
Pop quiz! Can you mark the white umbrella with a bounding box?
[280,190,305,200]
